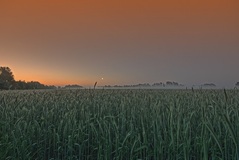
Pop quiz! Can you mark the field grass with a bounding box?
[0,89,239,159]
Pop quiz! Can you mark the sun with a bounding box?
[101,78,104,80]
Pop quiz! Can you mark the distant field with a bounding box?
[1,89,239,159]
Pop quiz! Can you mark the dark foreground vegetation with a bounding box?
[1,89,239,159]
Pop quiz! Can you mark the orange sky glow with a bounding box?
[1,0,239,87]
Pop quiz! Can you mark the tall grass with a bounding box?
[0,89,239,159]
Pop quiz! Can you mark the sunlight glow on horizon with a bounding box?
[1,0,239,87]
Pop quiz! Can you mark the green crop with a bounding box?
[0,89,239,159]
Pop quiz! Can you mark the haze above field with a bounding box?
[1,0,239,88]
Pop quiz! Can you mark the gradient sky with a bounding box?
[1,0,239,87]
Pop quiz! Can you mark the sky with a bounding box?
[0,0,239,87]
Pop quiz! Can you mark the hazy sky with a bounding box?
[1,0,239,87]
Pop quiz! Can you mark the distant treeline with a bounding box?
[12,81,56,90]
[0,66,55,90]
[1,66,239,90]
[63,84,83,89]
[104,81,184,88]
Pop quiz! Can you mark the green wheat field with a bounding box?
[1,89,239,159]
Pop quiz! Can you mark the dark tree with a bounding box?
[13,80,27,90]
[0,66,56,90]
[0,66,15,89]
[64,84,83,89]
[166,81,173,85]
[13,80,56,90]
[236,82,239,86]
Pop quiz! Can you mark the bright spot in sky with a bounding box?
[101,78,104,80]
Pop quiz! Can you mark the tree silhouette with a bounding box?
[0,66,56,90]
[0,66,15,89]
